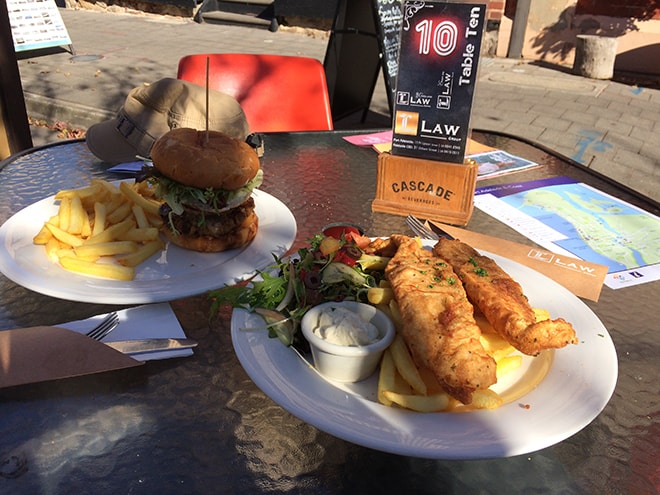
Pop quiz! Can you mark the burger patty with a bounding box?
[160,197,255,238]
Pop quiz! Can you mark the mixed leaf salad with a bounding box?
[209,229,390,350]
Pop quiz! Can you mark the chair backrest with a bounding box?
[177,54,334,133]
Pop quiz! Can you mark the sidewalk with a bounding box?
[17,8,660,203]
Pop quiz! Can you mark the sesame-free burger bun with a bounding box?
[151,127,260,190]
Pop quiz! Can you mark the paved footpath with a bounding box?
[17,8,660,203]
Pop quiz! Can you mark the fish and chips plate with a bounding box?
[226,235,617,459]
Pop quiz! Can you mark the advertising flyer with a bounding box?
[7,0,71,53]
[474,177,660,289]
[391,1,485,163]
[469,150,540,179]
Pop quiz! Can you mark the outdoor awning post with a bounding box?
[507,0,532,59]
[0,0,33,159]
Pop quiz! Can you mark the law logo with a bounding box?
[437,95,451,110]
[394,111,419,136]
[527,249,555,263]
[396,91,410,105]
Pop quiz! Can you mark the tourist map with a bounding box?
[474,177,660,289]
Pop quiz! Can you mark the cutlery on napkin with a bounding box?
[0,326,143,388]
[59,303,194,361]
[0,303,194,389]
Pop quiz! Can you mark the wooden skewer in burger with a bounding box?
[145,59,262,252]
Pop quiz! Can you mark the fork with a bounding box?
[85,312,120,341]
[405,215,440,240]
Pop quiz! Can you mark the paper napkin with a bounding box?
[59,303,194,361]
[0,326,141,389]
[106,161,149,174]
[0,304,193,389]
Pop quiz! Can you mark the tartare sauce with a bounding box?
[312,306,380,346]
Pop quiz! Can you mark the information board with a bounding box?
[323,0,403,121]
[7,0,72,53]
[373,0,403,108]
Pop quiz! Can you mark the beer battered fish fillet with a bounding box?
[432,238,578,356]
[385,235,496,404]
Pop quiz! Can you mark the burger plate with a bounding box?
[0,187,297,304]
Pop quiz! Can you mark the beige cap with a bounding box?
[86,78,250,164]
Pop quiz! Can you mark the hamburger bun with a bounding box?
[151,127,260,190]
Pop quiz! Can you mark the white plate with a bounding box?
[0,188,296,304]
[231,248,617,459]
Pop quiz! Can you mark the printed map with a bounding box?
[474,177,660,289]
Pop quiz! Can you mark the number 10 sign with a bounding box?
[391,1,486,163]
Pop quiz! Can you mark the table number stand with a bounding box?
[372,1,486,226]
[372,152,477,226]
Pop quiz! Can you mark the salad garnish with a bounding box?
[209,230,390,350]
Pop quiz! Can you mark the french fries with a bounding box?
[383,390,450,413]
[496,354,523,379]
[470,389,504,410]
[33,179,164,280]
[367,287,394,305]
[74,240,138,258]
[59,256,135,281]
[118,239,164,267]
[377,349,396,406]
[92,202,107,237]
[119,181,161,216]
[45,223,84,247]
[389,334,427,395]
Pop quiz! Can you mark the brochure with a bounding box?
[469,150,540,180]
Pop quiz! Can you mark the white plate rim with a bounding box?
[230,246,617,459]
[0,188,297,304]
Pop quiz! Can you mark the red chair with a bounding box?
[177,54,333,133]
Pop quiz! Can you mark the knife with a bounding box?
[104,338,198,355]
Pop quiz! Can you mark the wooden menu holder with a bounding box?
[372,152,478,226]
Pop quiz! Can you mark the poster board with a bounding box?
[373,0,403,110]
[390,1,485,163]
[323,0,402,121]
[7,0,72,53]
